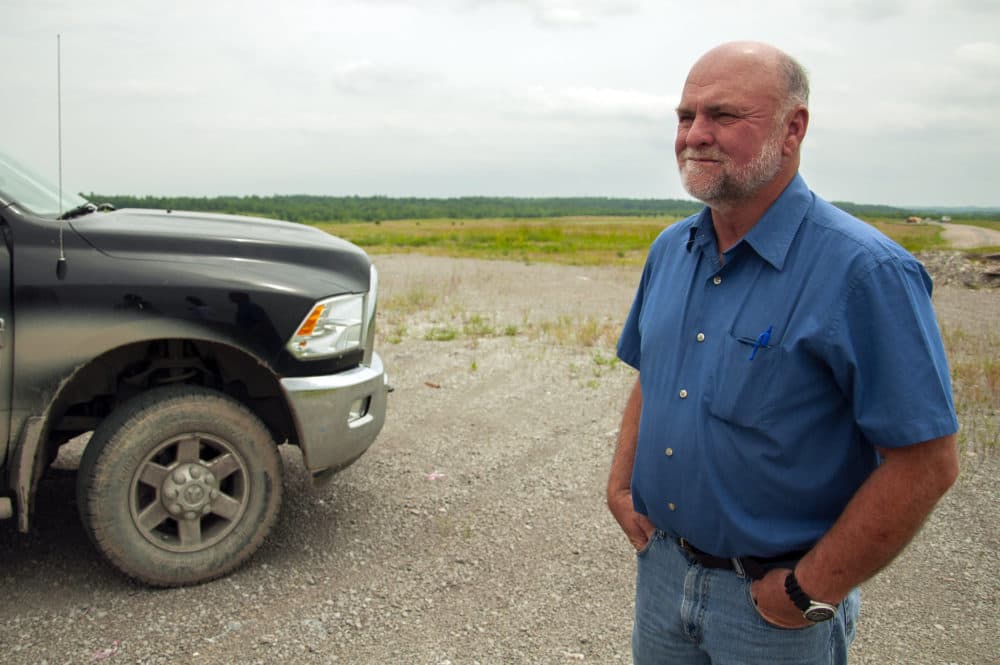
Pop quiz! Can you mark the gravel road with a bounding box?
[937,222,1000,250]
[0,253,997,665]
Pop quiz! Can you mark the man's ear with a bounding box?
[783,106,809,155]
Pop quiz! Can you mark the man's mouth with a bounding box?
[680,150,724,164]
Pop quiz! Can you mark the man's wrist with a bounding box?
[785,570,838,622]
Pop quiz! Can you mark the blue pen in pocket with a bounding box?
[748,325,772,361]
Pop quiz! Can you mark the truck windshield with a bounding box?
[0,152,90,218]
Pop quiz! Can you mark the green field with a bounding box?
[316,216,678,266]
[319,214,970,266]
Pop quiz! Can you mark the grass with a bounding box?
[409,310,621,349]
[864,218,949,253]
[941,325,1000,454]
[316,217,673,266]
[318,213,1000,265]
[966,245,1000,257]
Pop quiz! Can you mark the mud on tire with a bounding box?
[76,385,283,586]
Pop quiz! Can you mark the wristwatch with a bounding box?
[784,571,838,622]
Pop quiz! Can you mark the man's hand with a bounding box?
[608,488,656,551]
[607,377,654,551]
[749,568,812,629]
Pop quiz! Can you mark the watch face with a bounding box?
[804,606,836,622]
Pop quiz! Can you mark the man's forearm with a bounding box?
[607,377,642,500]
[795,433,959,603]
[607,377,655,550]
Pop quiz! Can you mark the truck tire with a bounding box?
[76,385,283,586]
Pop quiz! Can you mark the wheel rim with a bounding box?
[129,432,251,553]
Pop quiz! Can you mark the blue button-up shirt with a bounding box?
[617,175,958,558]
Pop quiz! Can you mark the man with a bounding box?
[608,41,959,665]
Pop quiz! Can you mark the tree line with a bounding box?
[84,193,912,223]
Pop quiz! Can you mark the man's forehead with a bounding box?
[678,64,781,110]
[676,81,772,112]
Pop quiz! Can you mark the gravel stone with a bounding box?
[0,252,995,664]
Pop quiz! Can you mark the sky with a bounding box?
[3,0,998,207]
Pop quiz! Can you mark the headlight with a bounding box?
[286,293,365,360]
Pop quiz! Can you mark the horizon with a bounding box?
[84,191,1000,216]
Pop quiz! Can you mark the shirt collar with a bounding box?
[691,174,814,271]
[740,174,814,271]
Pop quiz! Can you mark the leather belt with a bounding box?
[678,537,807,580]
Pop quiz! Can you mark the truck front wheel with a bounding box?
[77,385,283,586]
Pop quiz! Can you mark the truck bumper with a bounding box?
[280,352,388,477]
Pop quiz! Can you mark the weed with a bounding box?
[592,350,618,367]
[384,285,439,316]
[462,313,496,338]
[386,323,407,344]
[941,323,1000,455]
[425,326,459,342]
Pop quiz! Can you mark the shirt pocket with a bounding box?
[707,330,783,429]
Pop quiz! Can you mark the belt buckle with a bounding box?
[731,557,746,578]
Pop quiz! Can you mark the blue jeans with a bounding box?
[633,531,859,665]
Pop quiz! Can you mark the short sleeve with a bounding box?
[828,257,958,447]
[617,260,651,370]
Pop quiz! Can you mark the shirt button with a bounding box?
[696,332,705,342]
[713,275,722,285]
[665,448,674,456]
[668,502,676,511]
[679,389,688,399]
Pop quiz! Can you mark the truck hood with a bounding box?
[69,208,371,287]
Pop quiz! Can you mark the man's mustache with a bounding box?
[679,149,726,162]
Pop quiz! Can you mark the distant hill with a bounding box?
[84,194,704,223]
[830,201,909,218]
[84,193,993,223]
[909,206,1000,218]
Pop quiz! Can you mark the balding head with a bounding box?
[691,41,810,115]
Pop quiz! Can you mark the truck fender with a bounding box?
[10,416,45,532]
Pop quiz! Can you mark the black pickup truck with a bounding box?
[0,152,388,586]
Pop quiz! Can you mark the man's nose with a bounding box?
[684,114,714,147]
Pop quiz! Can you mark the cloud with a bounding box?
[530,0,640,27]
[88,79,201,99]
[330,59,434,95]
[461,0,640,27]
[514,85,674,121]
[814,0,910,21]
[955,41,1000,67]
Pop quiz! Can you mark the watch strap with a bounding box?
[784,570,812,612]
[785,570,838,622]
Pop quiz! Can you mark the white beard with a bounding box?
[679,129,784,206]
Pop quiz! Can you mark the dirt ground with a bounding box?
[0,253,997,664]
[937,222,1000,249]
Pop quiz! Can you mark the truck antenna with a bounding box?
[56,33,67,279]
